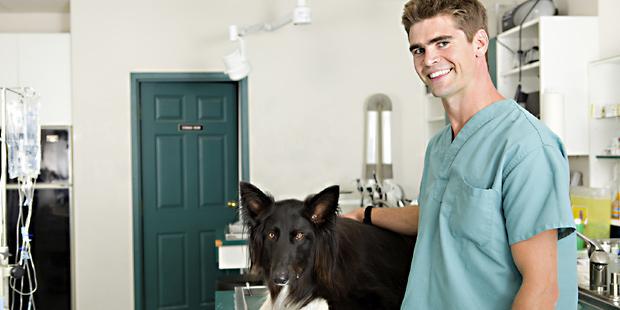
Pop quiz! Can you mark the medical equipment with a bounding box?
[0,87,41,310]
[501,0,557,32]
[364,94,392,183]
[223,0,312,81]
[358,94,407,209]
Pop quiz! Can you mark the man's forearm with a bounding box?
[512,277,558,310]
[511,229,559,310]
[341,205,419,236]
[370,205,419,236]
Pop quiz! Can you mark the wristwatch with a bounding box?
[363,206,374,225]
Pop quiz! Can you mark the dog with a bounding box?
[239,182,415,309]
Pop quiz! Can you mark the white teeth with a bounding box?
[429,69,451,79]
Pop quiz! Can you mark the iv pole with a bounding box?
[0,86,14,310]
[0,87,38,310]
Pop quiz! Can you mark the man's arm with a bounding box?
[511,229,559,310]
[341,205,419,236]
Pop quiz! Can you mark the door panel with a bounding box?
[140,81,238,310]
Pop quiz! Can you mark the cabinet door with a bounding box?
[18,34,72,125]
[0,34,19,87]
[539,17,598,155]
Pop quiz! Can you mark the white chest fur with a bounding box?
[259,286,329,310]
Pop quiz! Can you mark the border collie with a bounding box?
[240,182,415,309]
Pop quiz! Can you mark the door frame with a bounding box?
[130,72,249,310]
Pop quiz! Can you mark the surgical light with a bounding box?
[223,32,250,82]
[223,0,312,81]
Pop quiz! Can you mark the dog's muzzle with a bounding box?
[273,272,289,286]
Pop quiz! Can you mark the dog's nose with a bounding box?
[273,272,289,286]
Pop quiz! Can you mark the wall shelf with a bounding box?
[501,61,540,77]
[596,155,620,159]
[497,18,539,39]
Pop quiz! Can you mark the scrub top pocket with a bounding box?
[440,176,500,248]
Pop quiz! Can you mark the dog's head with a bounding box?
[239,182,340,292]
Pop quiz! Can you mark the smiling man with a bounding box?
[344,0,577,309]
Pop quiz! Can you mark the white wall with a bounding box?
[0,12,69,32]
[70,0,426,309]
[598,0,620,58]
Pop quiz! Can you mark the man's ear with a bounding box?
[304,185,340,225]
[472,29,489,58]
[239,182,274,225]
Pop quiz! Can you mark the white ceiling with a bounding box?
[0,0,69,13]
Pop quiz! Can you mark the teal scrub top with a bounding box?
[401,99,576,309]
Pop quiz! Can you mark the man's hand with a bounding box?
[511,229,559,310]
[340,207,365,222]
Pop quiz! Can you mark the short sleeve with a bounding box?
[502,144,575,245]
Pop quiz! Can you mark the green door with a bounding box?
[140,81,239,310]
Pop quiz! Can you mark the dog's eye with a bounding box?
[294,232,305,241]
[267,231,277,240]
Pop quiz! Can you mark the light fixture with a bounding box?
[223,30,250,82]
[223,0,312,81]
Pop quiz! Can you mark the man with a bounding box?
[344,0,576,309]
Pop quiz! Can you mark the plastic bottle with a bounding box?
[576,210,586,250]
[612,164,620,220]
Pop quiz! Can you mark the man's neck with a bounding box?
[441,76,504,139]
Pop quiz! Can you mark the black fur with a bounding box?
[240,182,415,309]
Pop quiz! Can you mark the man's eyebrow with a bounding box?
[409,35,453,52]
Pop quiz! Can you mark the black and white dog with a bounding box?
[240,182,415,309]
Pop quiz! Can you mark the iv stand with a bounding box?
[0,87,13,310]
[0,87,33,310]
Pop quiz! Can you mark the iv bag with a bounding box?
[6,94,41,179]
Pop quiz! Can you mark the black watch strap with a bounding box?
[363,206,374,225]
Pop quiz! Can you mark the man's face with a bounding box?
[408,15,477,99]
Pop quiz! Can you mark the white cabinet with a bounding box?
[496,17,599,156]
[0,34,71,125]
[586,55,620,188]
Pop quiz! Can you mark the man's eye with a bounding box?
[438,41,449,48]
[412,48,424,55]
[267,231,277,240]
[294,232,305,241]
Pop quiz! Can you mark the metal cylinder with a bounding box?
[610,273,620,300]
[591,262,608,292]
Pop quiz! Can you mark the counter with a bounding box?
[579,286,620,309]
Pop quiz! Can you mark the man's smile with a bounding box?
[428,68,453,80]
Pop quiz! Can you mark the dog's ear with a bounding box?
[239,182,274,224]
[304,185,340,225]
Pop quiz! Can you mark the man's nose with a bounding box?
[424,49,439,67]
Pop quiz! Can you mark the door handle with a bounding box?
[226,200,238,209]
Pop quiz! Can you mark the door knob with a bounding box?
[226,200,238,209]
